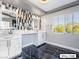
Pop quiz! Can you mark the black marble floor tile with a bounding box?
[21,43,79,59]
[38,43,79,59]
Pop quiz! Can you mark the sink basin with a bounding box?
[0,30,14,40]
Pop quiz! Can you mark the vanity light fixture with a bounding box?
[40,0,48,4]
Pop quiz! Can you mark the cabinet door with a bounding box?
[38,32,46,45]
[0,40,8,58]
[9,35,22,58]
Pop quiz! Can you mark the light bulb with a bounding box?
[40,0,48,4]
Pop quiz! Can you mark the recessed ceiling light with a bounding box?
[40,0,48,4]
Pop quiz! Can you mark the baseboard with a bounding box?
[22,43,46,48]
[22,43,34,48]
[46,42,79,52]
[37,43,46,48]
[10,54,21,59]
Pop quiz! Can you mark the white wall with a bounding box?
[43,5,79,52]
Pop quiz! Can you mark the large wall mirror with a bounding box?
[0,1,41,31]
[1,10,16,30]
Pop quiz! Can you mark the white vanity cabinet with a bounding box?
[37,31,46,46]
[0,32,22,59]
[0,38,9,59]
[9,33,22,58]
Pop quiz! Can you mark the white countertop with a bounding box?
[0,30,46,41]
[14,30,46,34]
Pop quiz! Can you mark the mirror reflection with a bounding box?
[1,10,16,30]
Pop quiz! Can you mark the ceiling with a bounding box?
[0,0,45,15]
[0,0,79,16]
[28,0,77,12]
